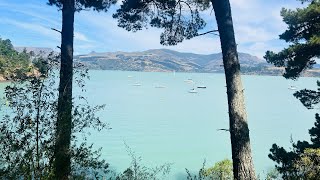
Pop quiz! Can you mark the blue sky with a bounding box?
[0,0,304,58]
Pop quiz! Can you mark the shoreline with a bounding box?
[1,69,319,83]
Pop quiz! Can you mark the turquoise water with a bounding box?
[0,71,318,179]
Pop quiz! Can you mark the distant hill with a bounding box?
[12,47,320,77]
[74,48,269,74]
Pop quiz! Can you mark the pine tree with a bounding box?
[0,38,33,80]
[47,0,116,178]
[264,0,320,79]
[0,53,109,179]
[265,0,320,178]
[114,1,256,179]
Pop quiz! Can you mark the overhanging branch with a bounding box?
[51,28,62,34]
[217,128,229,132]
[197,30,219,36]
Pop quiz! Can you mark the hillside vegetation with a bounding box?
[0,38,39,81]
[74,49,320,76]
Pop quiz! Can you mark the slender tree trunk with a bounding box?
[210,0,256,179]
[54,0,74,179]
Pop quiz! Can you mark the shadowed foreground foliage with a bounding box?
[0,53,109,179]
[0,38,42,81]
[269,82,320,178]
[111,144,171,180]
[264,0,320,79]
[269,111,320,179]
[265,1,320,179]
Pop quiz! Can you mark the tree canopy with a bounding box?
[113,0,209,45]
[264,0,320,79]
[0,38,36,80]
[266,1,320,178]
[48,0,117,11]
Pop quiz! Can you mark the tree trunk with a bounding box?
[210,0,256,179]
[54,0,74,179]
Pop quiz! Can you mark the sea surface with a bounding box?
[0,70,318,179]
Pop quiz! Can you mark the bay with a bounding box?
[0,70,317,179]
[81,70,317,179]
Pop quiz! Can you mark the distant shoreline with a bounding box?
[1,69,318,83]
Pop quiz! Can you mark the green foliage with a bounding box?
[113,0,207,45]
[294,81,320,110]
[0,38,16,57]
[0,54,109,179]
[265,168,281,180]
[293,148,320,179]
[186,159,233,180]
[203,159,233,180]
[47,0,117,12]
[32,57,49,76]
[269,112,320,179]
[270,81,320,179]
[266,2,320,178]
[113,144,171,180]
[0,38,34,80]
[264,0,320,79]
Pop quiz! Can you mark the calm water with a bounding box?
[0,70,318,179]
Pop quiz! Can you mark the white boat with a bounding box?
[188,88,198,93]
[184,79,194,84]
[155,85,166,88]
[288,86,297,90]
[127,75,133,78]
[133,82,142,86]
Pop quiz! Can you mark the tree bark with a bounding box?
[210,0,256,179]
[54,0,75,179]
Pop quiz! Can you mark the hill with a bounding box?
[12,47,320,77]
[74,49,268,74]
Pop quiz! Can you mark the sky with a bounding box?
[0,0,305,58]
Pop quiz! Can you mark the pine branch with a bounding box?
[197,30,219,36]
[51,28,62,34]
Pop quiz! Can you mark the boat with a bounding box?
[188,88,198,93]
[288,86,297,90]
[197,85,206,89]
[155,85,166,88]
[133,82,142,86]
[127,75,133,78]
[184,79,194,84]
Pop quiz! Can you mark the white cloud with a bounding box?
[0,0,306,57]
[77,11,221,54]
[74,32,90,42]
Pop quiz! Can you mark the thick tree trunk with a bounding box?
[54,0,75,179]
[210,0,256,179]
